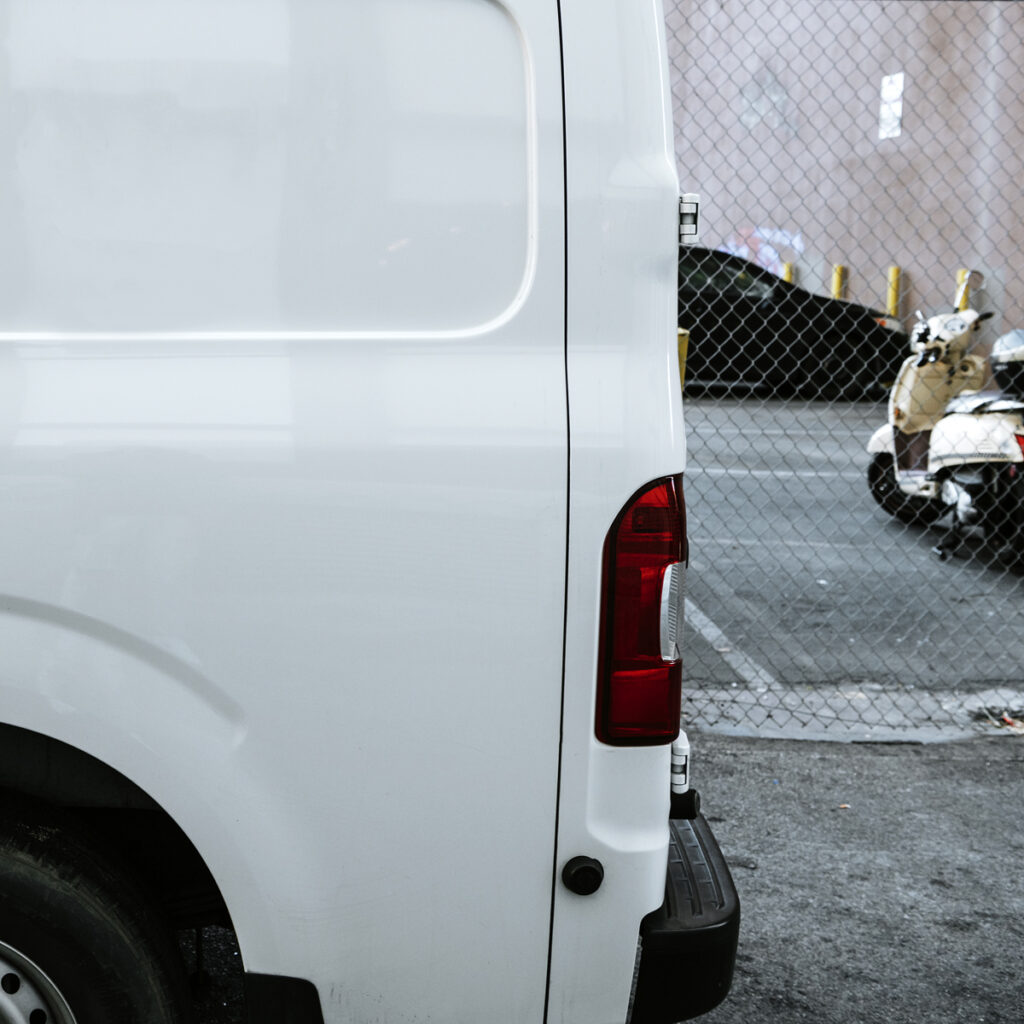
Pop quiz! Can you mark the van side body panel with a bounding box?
[0,2,569,1022]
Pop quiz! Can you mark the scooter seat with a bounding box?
[945,391,1024,415]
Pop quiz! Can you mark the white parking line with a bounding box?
[689,427,799,436]
[691,536,871,551]
[690,467,863,480]
[684,598,778,690]
[687,685,1024,742]
[690,425,874,438]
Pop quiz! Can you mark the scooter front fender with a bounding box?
[929,411,1024,473]
[867,423,895,456]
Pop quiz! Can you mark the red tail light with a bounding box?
[595,475,686,745]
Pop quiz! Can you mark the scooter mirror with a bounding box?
[954,269,984,312]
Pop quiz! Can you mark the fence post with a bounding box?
[831,264,848,300]
[677,329,689,392]
[887,265,901,319]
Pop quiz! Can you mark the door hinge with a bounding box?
[679,193,700,246]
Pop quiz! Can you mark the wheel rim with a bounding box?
[0,940,77,1024]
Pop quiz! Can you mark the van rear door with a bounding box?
[549,1,687,1022]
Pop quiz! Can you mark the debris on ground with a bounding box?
[970,706,1024,733]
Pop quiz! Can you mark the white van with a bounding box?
[0,2,737,1022]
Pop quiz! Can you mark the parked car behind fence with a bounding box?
[679,246,908,399]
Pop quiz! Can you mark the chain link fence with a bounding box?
[667,0,1024,738]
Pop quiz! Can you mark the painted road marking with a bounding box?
[684,598,778,690]
[688,467,863,480]
[686,684,1024,743]
[689,425,875,437]
[691,537,872,551]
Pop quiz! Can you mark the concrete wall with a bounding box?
[667,0,1024,343]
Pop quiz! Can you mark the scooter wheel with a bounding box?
[868,454,944,525]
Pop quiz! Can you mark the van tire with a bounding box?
[0,806,191,1024]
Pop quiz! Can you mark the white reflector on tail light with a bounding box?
[660,562,686,663]
[595,475,687,745]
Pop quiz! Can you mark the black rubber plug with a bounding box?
[562,856,604,895]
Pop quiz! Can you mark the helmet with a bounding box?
[991,329,1024,397]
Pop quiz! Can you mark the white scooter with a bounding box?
[866,275,1024,561]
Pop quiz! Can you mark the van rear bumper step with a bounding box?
[630,814,740,1023]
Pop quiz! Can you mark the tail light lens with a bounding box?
[595,475,687,745]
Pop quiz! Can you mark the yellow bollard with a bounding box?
[677,328,689,392]
[782,262,795,284]
[956,268,970,311]
[831,264,848,300]
[886,265,901,319]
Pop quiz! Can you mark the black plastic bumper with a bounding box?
[631,814,740,1023]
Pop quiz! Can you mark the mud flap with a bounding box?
[630,815,740,1023]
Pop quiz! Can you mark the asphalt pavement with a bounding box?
[682,396,1024,741]
[692,729,1024,1024]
